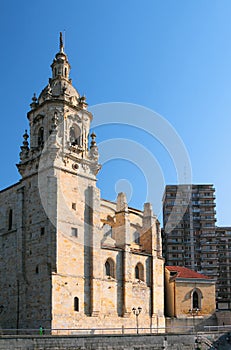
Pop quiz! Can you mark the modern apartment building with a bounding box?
[216,227,231,308]
[162,184,218,281]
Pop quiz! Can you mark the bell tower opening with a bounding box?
[70,125,81,146]
[38,127,44,147]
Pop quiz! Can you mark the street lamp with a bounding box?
[132,306,142,334]
[189,308,199,332]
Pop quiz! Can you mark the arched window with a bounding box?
[70,125,81,146]
[135,263,144,281]
[38,127,44,147]
[193,291,199,309]
[74,297,79,312]
[105,258,115,278]
[35,265,39,274]
[64,68,67,77]
[133,231,140,244]
[8,209,13,231]
[191,288,202,310]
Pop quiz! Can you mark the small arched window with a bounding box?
[74,297,79,312]
[38,127,44,147]
[8,209,13,231]
[191,288,202,310]
[105,258,115,278]
[54,67,57,77]
[193,291,199,309]
[70,126,81,146]
[64,68,67,77]
[135,263,144,281]
[35,265,39,274]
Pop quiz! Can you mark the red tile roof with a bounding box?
[166,266,210,279]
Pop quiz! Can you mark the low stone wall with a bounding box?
[0,332,231,350]
[165,314,217,333]
[0,334,194,350]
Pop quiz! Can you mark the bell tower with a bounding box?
[17,32,101,180]
[16,33,103,324]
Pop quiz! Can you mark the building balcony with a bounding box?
[168,258,184,262]
[200,194,216,199]
[200,256,218,261]
[218,277,231,282]
[200,244,217,249]
[199,203,216,207]
[200,217,217,221]
[201,248,218,252]
[200,232,216,238]
[203,210,216,215]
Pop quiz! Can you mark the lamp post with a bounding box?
[132,307,142,334]
[189,308,199,333]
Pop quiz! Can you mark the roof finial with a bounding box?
[59,32,64,53]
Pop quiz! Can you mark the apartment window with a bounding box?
[71,227,78,237]
[74,297,79,312]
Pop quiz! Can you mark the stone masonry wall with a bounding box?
[0,334,197,350]
[0,174,54,331]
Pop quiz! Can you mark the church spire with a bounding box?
[51,32,70,80]
[59,32,64,53]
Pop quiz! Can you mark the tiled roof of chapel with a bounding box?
[166,266,210,279]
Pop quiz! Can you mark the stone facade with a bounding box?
[0,34,165,332]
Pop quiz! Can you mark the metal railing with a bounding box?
[0,325,230,336]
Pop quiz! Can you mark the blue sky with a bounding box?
[0,0,230,226]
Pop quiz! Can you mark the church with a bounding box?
[0,34,166,332]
